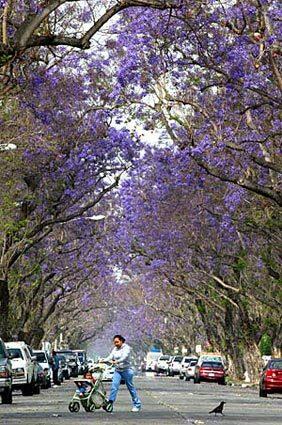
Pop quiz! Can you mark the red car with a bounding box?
[259,358,282,397]
[194,361,226,385]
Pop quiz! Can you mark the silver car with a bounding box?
[0,338,13,404]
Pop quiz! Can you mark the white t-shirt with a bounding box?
[105,343,132,371]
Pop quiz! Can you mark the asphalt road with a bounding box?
[0,374,281,425]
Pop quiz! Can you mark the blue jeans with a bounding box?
[109,369,141,408]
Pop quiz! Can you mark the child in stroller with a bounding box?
[75,371,95,397]
[69,364,113,413]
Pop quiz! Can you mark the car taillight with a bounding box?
[0,370,9,378]
[266,370,277,378]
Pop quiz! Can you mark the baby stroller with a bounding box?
[68,363,113,413]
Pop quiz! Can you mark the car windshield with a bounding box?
[184,359,191,363]
[57,354,66,361]
[269,360,282,370]
[174,357,183,362]
[159,356,170,361]
[35,352,47,363]
[8,348,23,359]
[59,352,75,360]
[190,361,197,366]
[202,361,223,368]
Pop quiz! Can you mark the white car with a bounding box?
[102,365,115,381]
[167,356,183,376]
[184,359,198,381]
[91,363,114,381]
[6,341,39,396]
[156,355,172,374]
[179,357,198,379]
[33,350,52,388]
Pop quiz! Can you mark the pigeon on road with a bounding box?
[209,401,226,415]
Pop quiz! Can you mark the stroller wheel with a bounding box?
[69,402,80,413]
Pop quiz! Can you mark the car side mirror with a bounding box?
[31,355,37,362]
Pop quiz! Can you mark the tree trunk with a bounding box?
[0,278,10,340]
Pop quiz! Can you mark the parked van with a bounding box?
[6,341,40,396]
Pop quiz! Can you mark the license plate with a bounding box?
[209,373,215,376]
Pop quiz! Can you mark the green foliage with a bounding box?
[0,53,13,67]
[259,333,272,356]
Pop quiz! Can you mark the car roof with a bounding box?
[5,341,27,348]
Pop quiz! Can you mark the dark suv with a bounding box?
[57,350,79,377]
[0,338,13,404]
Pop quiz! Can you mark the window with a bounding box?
[8,348,23,360]
[174,357,183,362]
[35,352,47,363]
[202,361,223,368]
[269,361,282,370]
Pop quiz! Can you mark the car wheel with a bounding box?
[179,375,184,380]
[185,376,189,381]
[1,387,13,404]
[218,378,226,385]
[33,384,41,395]
[22,383,34,396]
[259,387,267,397]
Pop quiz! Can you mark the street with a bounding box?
[0,375,281,425]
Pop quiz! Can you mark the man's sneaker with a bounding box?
[131,406,141,412]
[103,400,113,413]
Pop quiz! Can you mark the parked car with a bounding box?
[259,358,282,397]
[102,364,115,381]
[0,338,13,404]
[156,355,172,374]
[56,353,70,380]
[146,351,163,372]
[179,356,197,380]
[26,345,41,394]
[87,358,95,370]
[184,359,198,381]
[6,341,39,396]
[72,350,87,375]
[57,350,78,377]
[167,356,183,376]
[33,350,52,389]
[197,353,225,365]
[194,360,226,385]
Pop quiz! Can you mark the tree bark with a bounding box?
[0,277,10,340]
